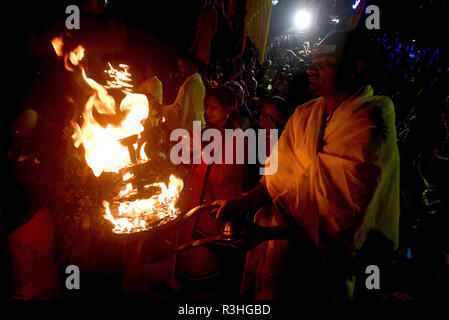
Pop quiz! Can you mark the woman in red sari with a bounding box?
[175,85,249,298]
[122,86,249,298]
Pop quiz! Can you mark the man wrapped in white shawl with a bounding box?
[213,30,400,299]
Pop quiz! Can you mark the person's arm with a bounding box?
[191,86,206,128]
[182,76,206,129]
[213,180,271,222]
[243,179,270,213]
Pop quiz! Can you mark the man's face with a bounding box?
[177,58,186,77]
[306,46,342,97]
[144,66,153,78]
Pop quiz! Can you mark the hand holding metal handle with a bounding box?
[139,203,298,264]
[138,203,220,263]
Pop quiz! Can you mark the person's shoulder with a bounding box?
[350,93,397,130]
[281,97,322,130]
[185,73,203,85]
[351,86,394,116]
[138,79,151,87]
[150,76,162,84]
[293,97,322,116]
[371,94,394,108]
[299,97,322,108]
[185,73,205,91]
[365,94,395,118]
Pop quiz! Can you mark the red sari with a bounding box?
[175,123,248,292]
[122,122,248,298]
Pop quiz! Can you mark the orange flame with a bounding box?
[52,37,184,234]
[103,175,184,233]
[71,71,149,176]
[51,36,64,57]
[104,63,134,92]
[65,45,85,71]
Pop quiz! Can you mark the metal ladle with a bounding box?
[138,204,296,264]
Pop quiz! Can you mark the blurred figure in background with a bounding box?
[190,0,218,66]
[259,96,293,135]
[225,81,252,130]
[247,96,294,188]
[160,54,206,131]
[3,110,62,300]
[175,86,249,298]
[138,64,163,128]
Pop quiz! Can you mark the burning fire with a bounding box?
[103,175,184,233]
[104,63,134,92]
[52,36,183,233]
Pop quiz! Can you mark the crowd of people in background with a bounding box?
[128,26,448,299]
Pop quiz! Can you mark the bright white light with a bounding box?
[294,10,312,30]
[331,18,340,23]
[352,0,360,9]
[272,0,279,6]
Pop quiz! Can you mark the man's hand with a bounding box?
[212,183,270,222]
[212,195,250,224]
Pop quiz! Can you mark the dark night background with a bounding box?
[1,0,447,140]
[0,0,447,301]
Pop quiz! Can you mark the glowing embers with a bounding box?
[104,63,134,92]
[103,174,184,234]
